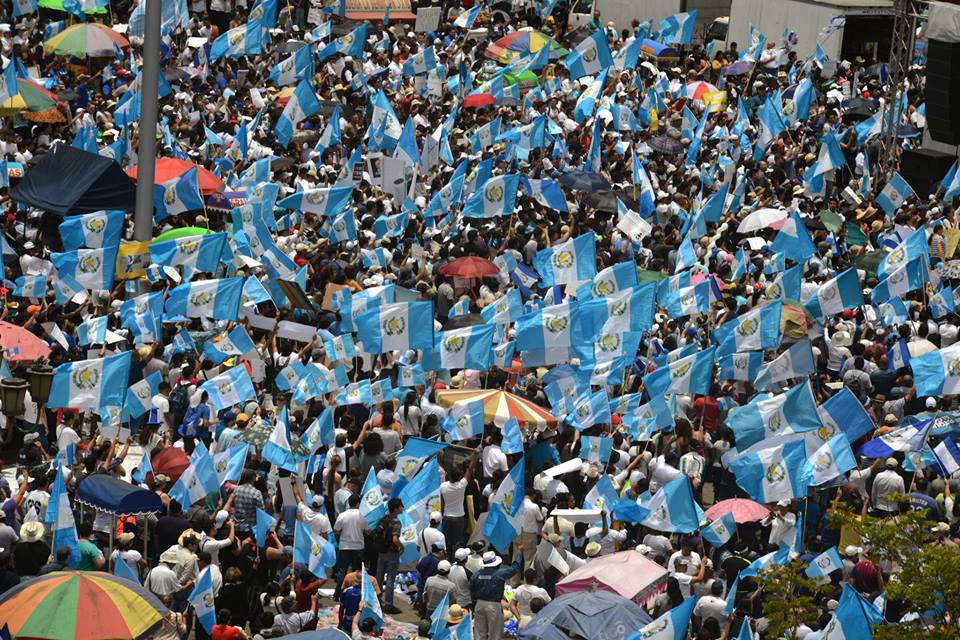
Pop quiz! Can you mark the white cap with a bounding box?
[429,511,442,523]
[437,560,452,574]
[926,397,937,409]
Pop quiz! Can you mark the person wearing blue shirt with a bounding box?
[528,431,560,473]
[470,551,523,640]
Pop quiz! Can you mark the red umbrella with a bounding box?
[704,498,770,523]
[127,158,223,195]
[0,321,52,363]
[437,256,499,278]
[463,93,495,108]
[149,447,190,485]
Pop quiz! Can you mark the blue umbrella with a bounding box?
[519,589,652,640]
[281,631,350,640]
[723,60,753,76]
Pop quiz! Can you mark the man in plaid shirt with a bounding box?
[232,470,264,536]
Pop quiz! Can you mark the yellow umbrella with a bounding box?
[437,389,557,428]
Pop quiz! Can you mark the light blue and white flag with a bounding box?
[317,22,368,61]
[453,5,481,28]
[642,347,716,398]
[871,257,925,304]
[877,227,928,278]
[500,416,523,454]
[150,232,227,278]
[701,512,737,547]
[269,44,313,86]
[153,166,205,220]
[566,390,611,430]
[209,19,264,60]
[437,324,494,371]
[200,365,256,411]
[563,30,613,79]
[633,596,696,640]
[913,342,960,396]
[728,439,811,504]
[188,568,217,633]
[59,210,125,251]
[12,274,46,298]
[942,160,960,200]
[727,381,822,450]
[771,212,817,264]
[533,233,596,287]
[213,444,248,485]
[52,247,118,292]
[402,46,438,76]
[44,466,80,567]
[275,80,322,147]
[933,438,960,477]
[480,289,523,325]
[718,351,763,383]
[262,407,300,472]
[442,399,486,441]
[521,178,569,212]
[356,301,434,354]
[166,278,243,321]
[278,185,353,215]
[301,408,335,455]
[125,372,161,420]
[336,380,373,407]
[659,9,698,44]
[202,325,256,365]
[293,519,337,575]
[574,68,608,123]
[805,546,843,579]
[360,466,387,527]
[875,172,915,217]
[324,334,356,362]
[715,301,782,356]
[578,435,613,463]
[641,476,705,533]
[48,352,131,410]
[516,302,584,365]
[753,339,816,390]
[482,456,524,553]
[462,174,520,218]
[763,264,802,301]
[803,268,863,320]
[806,432,857,486]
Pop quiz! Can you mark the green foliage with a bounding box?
[758,559,827,640]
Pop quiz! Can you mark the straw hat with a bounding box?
[20,522,44,543]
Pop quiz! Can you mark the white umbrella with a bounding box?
[737,207,789,233]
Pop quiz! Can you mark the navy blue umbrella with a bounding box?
[558,171,611,191]
[519,589,652,640]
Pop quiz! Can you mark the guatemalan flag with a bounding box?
[200,365,256,411]
[13,275,46,299]
[188,568,217,633]
[533,232,597,287]
[317,22,368,61]
[714,300,782,356]
[913,342,960,397]
[803,268,863,320]
[516,302,584,365]
[870,257,926,305]
[59,210,125,251]
[633,597,696,640]
[437,324,495,371]
[52,247,119,292]
[149,232,227,278]
[294,520,337,575]
[153,166,205,220]
[462,174,520,218]
[209,19,264,60]
[701,512,737,547]
[875,172,915,217]
[480,289,523,325]
[442,399,485,441]
[753,339,816,390]
[126,371,162,419]
[45,466,81,567]
[804,546,843,579]
[355,301,435,353]
[728,439,811,504]
[202,325,256,365]
[563,29,613,80]
[278,185,353,215]
[262,407,300,472]
[659,9,698,45]
[269,44,313,86]
[877,227,928,278]
[642,347,716,398]
[275,79,322,147]
[482,456,525,553]
[48,351,132,410]
[165,278,244,320]
[641,476,705,533]
[726,381,822,450]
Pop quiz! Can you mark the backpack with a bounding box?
[375,515,396,552]
[178,404,203,439]
[169,383,190,429]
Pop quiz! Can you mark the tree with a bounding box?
[758,558,827,640]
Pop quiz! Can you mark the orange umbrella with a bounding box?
[127,158,223,195]
[437,388,557,428]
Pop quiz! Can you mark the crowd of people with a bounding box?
[0,0,955,639]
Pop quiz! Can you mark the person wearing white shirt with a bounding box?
[418,513,446,556]
[441,450,477,552]
[331,494,367,598]
[693,581,728,627]
[585,512,627,556]
[871,458,906,514]
[764,505,797,549]
[481,443,509,479]
[294,485,332,538]
[672,555,709,598]
[518,491,546,568]
[55,413,81,452]
[668,541,701,576]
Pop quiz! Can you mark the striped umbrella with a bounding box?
[43,23,130,58]
[0,78,65,122]
[437,389,557,428]
[0,571,169,640]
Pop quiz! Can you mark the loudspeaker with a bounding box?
[900,148,956,199]
[926,39,960,144]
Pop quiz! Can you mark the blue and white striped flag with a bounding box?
[269,44,313,86]
[166,278,244,321]
[209,19,265,60]
[437,324,495,370]
[277,185,353,215]
[876,172,915,217]
[701,512,737,547]
[200,365,256,411]
[563,30,613,79]
[533,233,596,287]
[153,167,205,220]
[443,399,486,441]
[59,210,125,251]
[202,325,256,364]
[48,352,132,410]
[275,80,322,147]
[804,546,843,579]
[52,247,118,292]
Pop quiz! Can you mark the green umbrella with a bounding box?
[38,0,107,12]
[502,70,539,87]
[152,227,211,243]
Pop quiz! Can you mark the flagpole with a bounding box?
[133,0,162,269]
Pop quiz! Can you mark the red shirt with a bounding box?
[211,625,242,640]
[691,396,719,432]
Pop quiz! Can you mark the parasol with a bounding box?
[583,190,639,213]
[44,23,130,58]
[149,447,190,485]
[437,389,557,428]
[127,157,223,195]
[463,93,520,108]
[648,135,685,155]
[484,30,568,64]
[0,571,168,640]
[555,550,667,602]
[704,498,770,523]
[520,588,652,640]
[152,227,212,243]
[737,207,789,233]
[438,256,499,278]
[0,321,53,362]
[685,80,719,100]
[723,60,753,76]
[0,78,64,122]
[557,171,611,192]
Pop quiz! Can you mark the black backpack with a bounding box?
[169,383,190,429]
[375,515,396,552]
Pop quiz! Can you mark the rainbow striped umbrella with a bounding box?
[437,389,557,428]
[43,23,130,58]
[484,30,567,63]
[0,571,169,640]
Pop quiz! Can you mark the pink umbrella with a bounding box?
[556,550,667,604]
[0,321,52,363]
[704,498,770,523]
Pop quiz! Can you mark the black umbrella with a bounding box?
[270,157,297,171]
[897,124,922,138]
[558,171,611,191]
[56,90,79,101]
[583,190,639,213]
[841,107,874,124]
[443,313,486,330]
[318,100,354,119]
[276,40,306,54]
[648,135,684,155]
[841,97,879,112]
